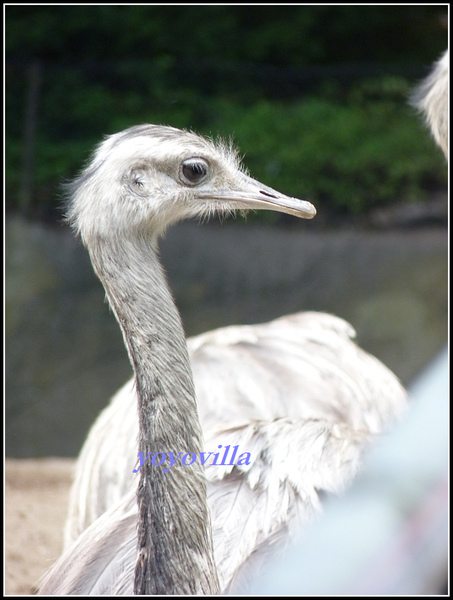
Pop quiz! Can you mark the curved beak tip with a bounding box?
[307,204,317,218]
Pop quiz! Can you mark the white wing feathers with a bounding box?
[54,312,407,594]
[206,418,370,591]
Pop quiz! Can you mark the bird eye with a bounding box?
[180,159,209,185]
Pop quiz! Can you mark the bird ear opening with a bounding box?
[125,167,149,196]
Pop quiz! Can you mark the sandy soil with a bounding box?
[5,458,75,596]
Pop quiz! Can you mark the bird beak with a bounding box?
[198,174,316,219]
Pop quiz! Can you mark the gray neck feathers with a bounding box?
[87,232,219,595]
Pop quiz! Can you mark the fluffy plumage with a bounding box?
[65,312,407,554]
[412,49,449,158]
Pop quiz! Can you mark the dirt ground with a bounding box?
[4,458,75,596]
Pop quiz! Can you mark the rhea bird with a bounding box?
[39,125,407,595]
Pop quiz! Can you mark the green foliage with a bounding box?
[210,87,446,219]
[5,5,448,221]
[5,66,447,221]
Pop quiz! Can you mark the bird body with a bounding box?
[39,124,407,595]
[40,412,372,594]
[65,312,407,554]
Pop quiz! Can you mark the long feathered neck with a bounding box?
[87,231,219,595]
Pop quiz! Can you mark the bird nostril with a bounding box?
[259,190,278,199]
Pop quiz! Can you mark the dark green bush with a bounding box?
[210,93,445,222]
[6,63,447,219]
[6,5,447,222]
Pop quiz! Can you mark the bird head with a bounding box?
[67,124,316,244]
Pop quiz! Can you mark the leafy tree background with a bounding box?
[5,5,448,223]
